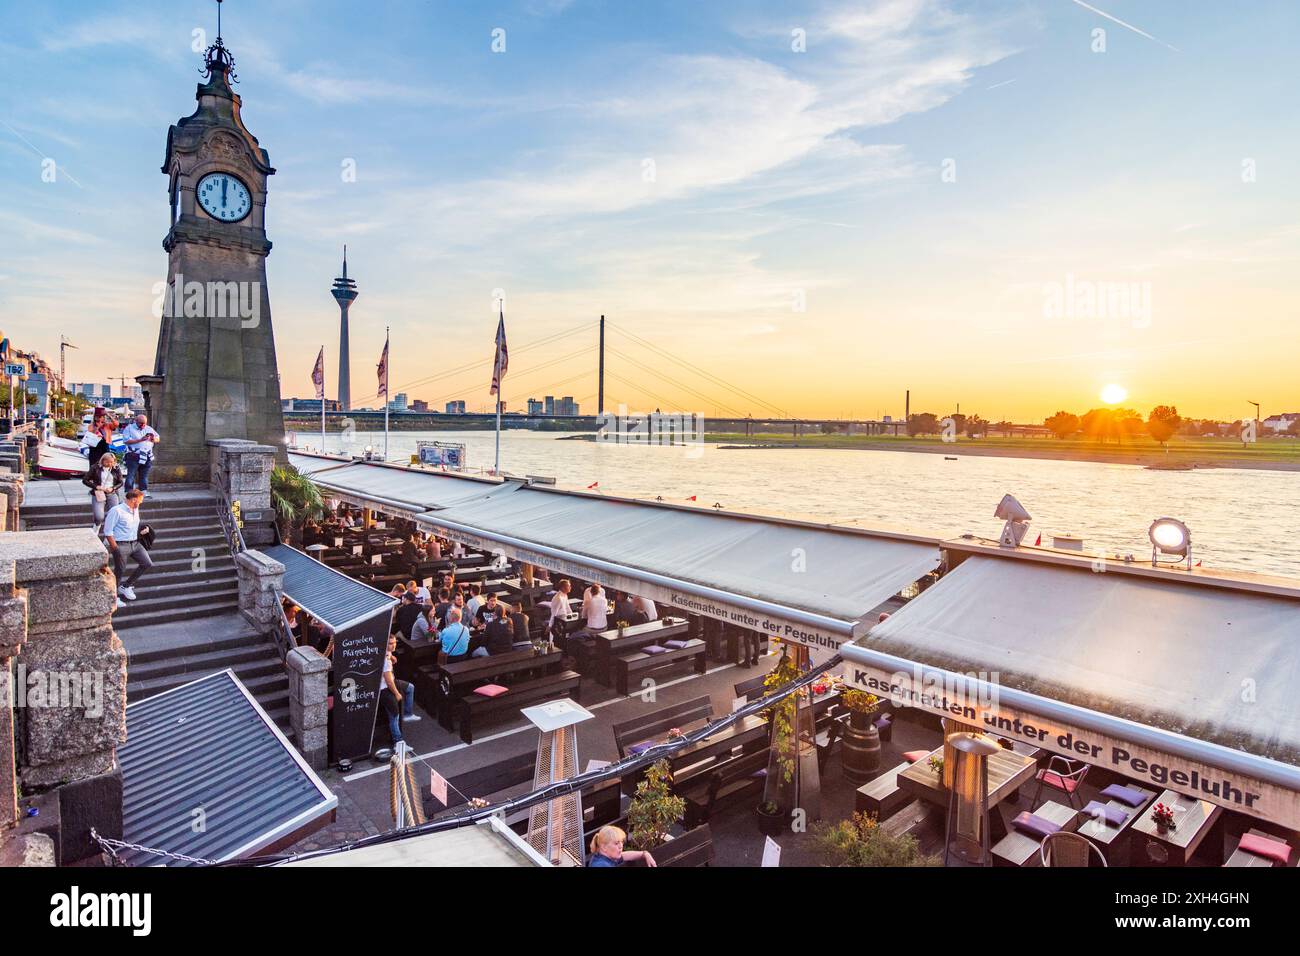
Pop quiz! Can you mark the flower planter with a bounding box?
[842,710,881,783]
[756,805,785,837]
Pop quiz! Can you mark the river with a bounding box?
[290,428,1300,579]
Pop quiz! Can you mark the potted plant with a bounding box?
[755,800,785,836]
[839,689,883,782]
[627,759,686,851]
[1152,802,1176,833]
[927,754,944,777]
[813,812,940,867]
[615,619,630,637]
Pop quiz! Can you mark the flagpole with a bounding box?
[320,345,326,452]
[383,326,390,461]
[493,301,503,475]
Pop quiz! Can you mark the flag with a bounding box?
[376,338,389,398]
[1034,533,1041,546]
[587,481,599,489]
[686,495,697,501]
[311,347,325,400]
[490,307,508,396]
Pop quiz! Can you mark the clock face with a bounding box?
[196,172,252,223]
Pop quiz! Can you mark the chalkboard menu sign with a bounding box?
[331,608,394,761]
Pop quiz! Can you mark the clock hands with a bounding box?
[221,177,228,211]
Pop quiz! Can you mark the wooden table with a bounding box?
[665,715,771,783]
[1129,789,1225,866]
[898,745,1038,811]
[395,632,440,681]
[591,619,691,684]
[1074,783,1156,864]
[430,646,563,730]
[992,800,1077,867]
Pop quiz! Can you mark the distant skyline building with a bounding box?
[410,399,429,412]
[331,246,358,411]
[387,392,408,412]
[283,397,341,413]
[527,398,544,416]
[557,396,579,416]
[446,400,466,414]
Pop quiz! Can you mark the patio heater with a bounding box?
[943,732,1001,866]
[522,698,594,866]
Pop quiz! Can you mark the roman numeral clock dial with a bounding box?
[196,171,252,223]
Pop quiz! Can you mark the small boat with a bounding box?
[944,456,958,461]
[39,440,90,478]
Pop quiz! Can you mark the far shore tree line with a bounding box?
[898,406,1299,444]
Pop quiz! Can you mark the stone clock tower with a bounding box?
[139,26,286,482]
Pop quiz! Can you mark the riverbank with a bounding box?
[705,433,1300,472]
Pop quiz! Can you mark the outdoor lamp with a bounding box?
[1148,517,1191,569]
[994,493,1032,548]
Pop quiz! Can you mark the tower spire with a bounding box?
[332,248,359,412]
[202,0,238,84]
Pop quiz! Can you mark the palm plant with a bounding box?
[270,465,325,545]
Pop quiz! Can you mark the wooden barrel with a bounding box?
[841,714,881,783]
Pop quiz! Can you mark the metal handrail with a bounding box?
[272,604,296,663]
[214,488,247,555]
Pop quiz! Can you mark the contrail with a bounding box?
[1068,0,1181,53]
[987,79,1016,90]
[0,118,83,187]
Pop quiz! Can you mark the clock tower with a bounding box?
[140,16,286,481]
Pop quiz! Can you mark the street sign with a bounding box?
[4,364,23,377]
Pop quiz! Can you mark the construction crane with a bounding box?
[60,336,77,395]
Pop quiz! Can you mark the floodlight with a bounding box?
[995,493,1032,548]
[1148,517,1192,569]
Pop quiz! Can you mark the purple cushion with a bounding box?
[664,639,689,649]
[1012,811,1062,840]
[1082,800,1130,827]
[627,742,654,756]
[643,645,668,655]
[1100,784,1147,808]
[874,715,892,729]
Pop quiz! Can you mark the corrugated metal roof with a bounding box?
[119,670,337,866]
[288,452,353,476]
[263,543,396,630]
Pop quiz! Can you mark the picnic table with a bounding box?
[1129,788,1225,866]
[992,800,1078,867]
[1073,782,1156,864]
[425,646,564,730]
[897,744,1037,820]
[590,619,691,684]
[394,632,440,681]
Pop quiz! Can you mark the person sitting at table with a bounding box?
[432,587,452,628]
[474,591,503,629]
[424,536,442,561]
[407,578,431,605]
[613,591,638,626]
[394,591,422,638]
[633,595,657,623]
[402,534,422,566]
[380,632,421,744]
[439,608,473,662]
[581,582,609,633]
[464,583,484,622]
[587,825,656,868]
[411,603,434,643]
[509,601,531,646]
[472,611,514,657]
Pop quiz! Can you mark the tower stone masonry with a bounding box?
[139,33,286,482]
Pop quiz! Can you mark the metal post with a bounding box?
[598,314,605,416]
[383,327,390,461]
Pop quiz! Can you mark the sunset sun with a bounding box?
[1100,383,1129,405]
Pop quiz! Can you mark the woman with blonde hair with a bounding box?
[84,451,123,533]
[587,826,656,867]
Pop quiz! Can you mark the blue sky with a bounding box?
[1,0,1297,420]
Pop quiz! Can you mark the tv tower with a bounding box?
[331,246,358,411]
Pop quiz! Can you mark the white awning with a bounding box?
[418,485,939,652]
[840,549,1300,829]
[290,455,510,516]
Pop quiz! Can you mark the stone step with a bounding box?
[112,583,239,616]
[114,596,241,629]
[127,641,283,686]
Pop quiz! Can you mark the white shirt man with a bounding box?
[582,585,608,631]
[101,491,153,607]
[633,596,658,621]
[548,584,572,625]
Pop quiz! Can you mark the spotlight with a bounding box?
[1148,517,1191,569]
[995,493,1032,548]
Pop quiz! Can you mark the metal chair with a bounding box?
[1041,831,1107,867]
[1030,755,1089,810]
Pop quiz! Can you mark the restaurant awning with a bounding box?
[118,670,337,866]
[417,484,940,655]
[283,817,546,867]
[264,542,396,631]
[839,543,1300,829]
[289,454,510,518]
[287,452,353,476]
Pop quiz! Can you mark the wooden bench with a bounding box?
[613,639,707,696]
[854,761,912,821]
[613,695,714,759]
[733,674,767,702]
[458,669,582,744]
[992,800,1078,867]
[1225,828,1297,868]
[422,647,564,729]
[678,749,769,827]
[654,823,714,867]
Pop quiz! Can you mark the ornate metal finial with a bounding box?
[201,0,238,83]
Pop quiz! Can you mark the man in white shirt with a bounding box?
[548,578,572,626]
[633,595,658,622]
[581,582,609,632]
[121,414,161,497]
[101,489,152,607]
[464,583,484,622]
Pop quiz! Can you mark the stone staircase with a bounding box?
[20,483,290,728]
